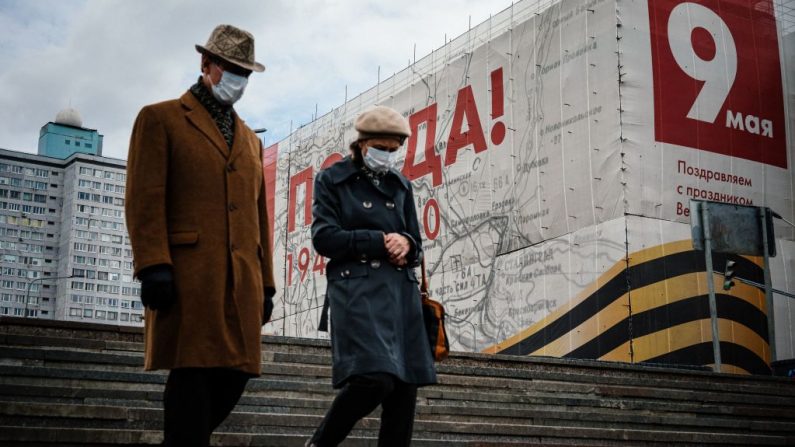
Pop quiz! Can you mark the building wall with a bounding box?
[0,149,142,326]
[38,123,103,159]
[57,160,141,325]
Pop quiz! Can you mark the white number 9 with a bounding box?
[668,2,737,124]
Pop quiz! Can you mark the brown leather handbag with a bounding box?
[420,260,449,361]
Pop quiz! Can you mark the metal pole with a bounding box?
[760,207,776,363]
[24,279,36,317]
[701,203,722,372]
[24,277,48,318]
[24,274,79,318]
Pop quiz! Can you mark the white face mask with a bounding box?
[363,147,399,173]
[208,70,248,105]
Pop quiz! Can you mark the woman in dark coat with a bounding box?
[307,106,437,446]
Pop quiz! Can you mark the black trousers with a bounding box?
[162,367,250,447]
[310,373,418,447]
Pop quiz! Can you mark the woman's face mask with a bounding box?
[363,146,399,173]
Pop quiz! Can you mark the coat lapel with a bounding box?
[180,92,230,159]
[228,112,250,165]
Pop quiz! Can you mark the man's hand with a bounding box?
[138,265,176,311]
[263,297,274,325]
[385,233,410,266]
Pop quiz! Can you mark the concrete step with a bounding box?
[3,317,795,446]
[3,399,794,438]
[3,382,791,439]
[2,361,793,426]
[1,426,729,447]
[1,403,792,446]
[3,344,793,410]
[3,362,791,427]
[3,340,793,401]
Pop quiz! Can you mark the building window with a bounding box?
[120,313,129,321]
[75,142,81,147]
[65,140,70,145]
[69,308,81,317]
[85,143,92,148]
[83,309,93,317]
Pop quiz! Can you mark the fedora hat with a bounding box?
[195,24,265,72]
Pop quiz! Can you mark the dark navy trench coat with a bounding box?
[311,156,437,388]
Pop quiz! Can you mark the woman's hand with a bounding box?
[384,233,410,266]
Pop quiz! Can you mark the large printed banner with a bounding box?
[621,0,793,230]
[265,0,625,349]
[650,0,786,168]
[263,0,794,370]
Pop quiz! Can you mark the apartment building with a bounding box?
[0,109,143,326]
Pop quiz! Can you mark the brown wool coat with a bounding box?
[125,91,276,376]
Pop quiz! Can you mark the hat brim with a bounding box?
[196,45,265,72]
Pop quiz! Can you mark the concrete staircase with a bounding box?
[1,317,794,446]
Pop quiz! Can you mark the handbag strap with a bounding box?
[420,259,429,299]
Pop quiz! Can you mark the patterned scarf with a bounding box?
[360,163,388,181]
[190,77,235,148]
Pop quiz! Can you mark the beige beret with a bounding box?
[355,106,412,141]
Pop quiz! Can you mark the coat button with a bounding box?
[396,267,403,271]
[372,179,380,186]
[362,201,372,209]
[385,201,395,209]
[343,269,351,277]
[227,163,236,172]
[370,260,381,269]
[229,203,237,211]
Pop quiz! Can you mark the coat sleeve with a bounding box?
[258,139,277,299]
[125,105,172,278]
[400,181,424,268]
[311,170,388,261]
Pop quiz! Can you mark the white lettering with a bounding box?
[761,119,773,138]
[726,110,744,131]
[668,3,737,123]
[745,114,760,135]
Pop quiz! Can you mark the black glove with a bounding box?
[138,265,175,311]
[263,297,274,325]
[262,287,275,325]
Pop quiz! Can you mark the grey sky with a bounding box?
[0,0,515,160]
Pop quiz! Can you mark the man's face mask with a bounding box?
[363,146,399,173]
[207,64,248,105]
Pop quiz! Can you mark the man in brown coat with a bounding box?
[125,24,276,446]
